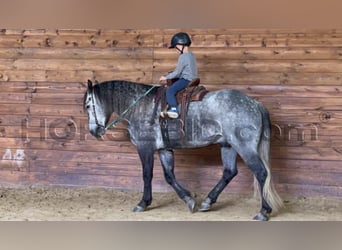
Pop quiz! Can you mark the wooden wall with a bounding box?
[0,29,341,198]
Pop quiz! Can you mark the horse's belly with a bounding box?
[161,117,223,148]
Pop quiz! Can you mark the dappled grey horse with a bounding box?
[83,80,283,220]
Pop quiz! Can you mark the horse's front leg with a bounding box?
[133,146,155,212]
[159,149,196,213]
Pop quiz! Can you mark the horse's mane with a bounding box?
[83,80,158,114]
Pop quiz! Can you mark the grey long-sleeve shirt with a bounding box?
[166,52,198,81]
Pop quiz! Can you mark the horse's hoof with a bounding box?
[253,212,269,221]
[133,205,145,212]
[199,198,212,212]
[184,197,196,213]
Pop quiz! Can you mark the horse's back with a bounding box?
[199,88,263,118]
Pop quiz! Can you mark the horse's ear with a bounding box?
[87,79,93,89]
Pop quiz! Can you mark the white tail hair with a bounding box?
[254,116,284,212]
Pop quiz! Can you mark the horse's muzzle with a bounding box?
[90,126,106,138]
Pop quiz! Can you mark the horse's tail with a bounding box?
[254,106,283,212]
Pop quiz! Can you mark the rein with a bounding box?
[90,85,157,130]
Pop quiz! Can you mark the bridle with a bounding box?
[89,88,105,130]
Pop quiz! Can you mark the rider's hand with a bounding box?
[159,76,167,82]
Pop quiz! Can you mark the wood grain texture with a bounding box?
[0,29,341,198]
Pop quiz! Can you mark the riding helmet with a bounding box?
[169,32,192,48]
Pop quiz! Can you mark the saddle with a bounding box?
[157,78,208,120]
[152,78,209,144]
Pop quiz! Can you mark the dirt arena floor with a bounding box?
[0,187,341,221]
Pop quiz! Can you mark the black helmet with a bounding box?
[169,32,192,48]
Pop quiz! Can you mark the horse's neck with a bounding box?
[107,81,149,116]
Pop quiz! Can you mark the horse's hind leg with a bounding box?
[240,152,272,221]
[199,146,238,212]
[158,149,196,212]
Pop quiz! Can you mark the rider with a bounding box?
[159,32,198,119]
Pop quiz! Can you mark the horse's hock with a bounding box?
[0,29,341,206]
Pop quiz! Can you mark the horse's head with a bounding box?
[84,80,108,138]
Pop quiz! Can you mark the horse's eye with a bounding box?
[86,105,90,109]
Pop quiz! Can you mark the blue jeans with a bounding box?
[166,78,190,109]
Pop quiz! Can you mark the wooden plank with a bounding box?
[0,115,88,127]
[271,159,342,173]
[276,169,342,187]
[30,160,147,177]
[56,29,154,36]
[0,33,156,48]
[0,70,85,82]
[93,70,153,83]
[271,138,342,148]
[0,47,153,59]
[0,134,133,151]
[0,115,34,127]
[0,170,145,190]
[0,70,92,82]
[153,72,342,85]
[0,81,38,93]
[154,47,342,60]
[2,29,342,37]
[276,183,342,197]
[0,103,30,114]
[256,97,342,110]
[29,104,84,116]
[154,34,342,48]
[154,60,342,73]
[31,92,83,105]
[0,103,85,117]
[23,149,142,164]
[0,92,31,103]
[153,29,342,41]
[221,85,342,98]
[271,146,342,161]
[0,59,152,71]
[0,159,29,172]
[31,82,86,93]
[0,70,153,83]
